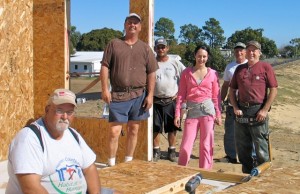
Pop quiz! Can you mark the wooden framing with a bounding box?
[0,0,70,160]
[0,0,153,163]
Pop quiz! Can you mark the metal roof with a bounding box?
[71,51,182,63]
[70,51,103,63]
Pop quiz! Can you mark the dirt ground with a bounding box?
[70,60,300,192]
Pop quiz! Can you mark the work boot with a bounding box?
[153,148,161,162]
[219,155,238,164]
[168,148,177,162]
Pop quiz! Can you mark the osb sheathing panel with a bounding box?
[72,117,148,164]
[33,0,67,117]
[130,0,151,44]
[99,160,246,194]
[0,0,34,160]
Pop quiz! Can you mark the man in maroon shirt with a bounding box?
[229,40,278,173]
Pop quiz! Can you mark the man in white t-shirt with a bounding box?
[220,42,247,164]
[153,38,185,162]
[6,89,101,194]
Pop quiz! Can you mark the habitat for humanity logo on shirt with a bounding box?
[43,157,87,194]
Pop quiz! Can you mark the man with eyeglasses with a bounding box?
[152,38,185,162]
[6,89,101,194]
[100,13,158,167]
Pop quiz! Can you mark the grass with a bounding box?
[274,61,300,104]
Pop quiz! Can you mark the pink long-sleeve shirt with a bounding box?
[175,67,222,118]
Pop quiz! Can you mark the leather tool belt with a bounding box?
[112,86,145,93]
[236,116,267,126]
[154,96,175,106]
[239,102,262,108]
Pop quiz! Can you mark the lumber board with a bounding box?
[159,162,247,184]
[146,174,197,194]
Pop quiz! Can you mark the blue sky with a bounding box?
[71,0,299,48]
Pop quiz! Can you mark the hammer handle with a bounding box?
[256,161,272,174]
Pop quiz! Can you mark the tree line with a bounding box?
[70,17,300,72]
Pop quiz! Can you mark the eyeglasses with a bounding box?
[55,109,75,116]
[156,45,166,50]
[126,20,140,25]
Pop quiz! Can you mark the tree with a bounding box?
[179,44,226,71]
[290,38,300,57]
[261,37,278,58]
[69,26,81,55]
[290,38,300,47]
[207,48,227,73]
[183,43,198,67]
[179,24,204,45]
[76,28,122,51]
[227,27,278,58]
[168,44,188,65]
[154,17,176,43]
[226,27,264,48]
[279,45,294,58]
[202,18,226,49]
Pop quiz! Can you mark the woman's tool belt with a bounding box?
[154,96,175,106]
[186,99,215,118]
[236,102,267,126]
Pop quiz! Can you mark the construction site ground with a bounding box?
[0,60,299,193]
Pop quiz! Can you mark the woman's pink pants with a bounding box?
[178,115,214,169]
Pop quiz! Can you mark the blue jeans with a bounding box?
[224,106,237,159]
[235,118,270,173]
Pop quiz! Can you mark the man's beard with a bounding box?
[56,119,69,132]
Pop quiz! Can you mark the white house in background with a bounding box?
[70,51,182,77]
[70,51,103,77]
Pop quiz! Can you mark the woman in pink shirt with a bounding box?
[174,45,222,169]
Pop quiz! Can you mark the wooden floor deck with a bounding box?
[98,160,246,193]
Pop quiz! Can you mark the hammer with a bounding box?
[241,161,272,182]
[185,173,202,194]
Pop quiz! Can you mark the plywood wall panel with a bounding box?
[0,0,152,163]
[0,0,34,160]
[129,0,151,44]
[72,117,149,164]
[33,0,67,117]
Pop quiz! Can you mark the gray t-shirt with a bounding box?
[154,58,185,98]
